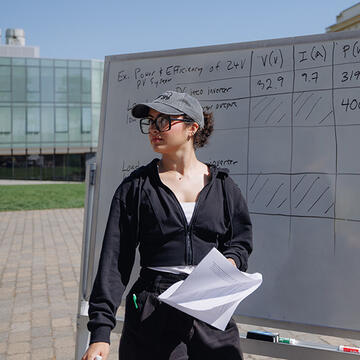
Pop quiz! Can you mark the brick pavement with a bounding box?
[0,208,359,360]
[0,208,81,360]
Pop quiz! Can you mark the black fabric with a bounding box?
[87,157,253,344]
[119,269,244,360]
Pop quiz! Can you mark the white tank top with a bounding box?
[148,201,197,275]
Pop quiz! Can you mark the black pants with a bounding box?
[119,268,244,360]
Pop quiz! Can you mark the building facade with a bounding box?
[0,29,103,181]
[326,2,360,32]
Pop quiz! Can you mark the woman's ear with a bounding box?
[191,122,200,135]
[186,123,199,141]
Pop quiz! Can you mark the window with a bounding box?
[12,58,26,66]
[41,59,53,67]
[0,92,11,102]
[0,107,11,134]
[27,59,39,66]
[66,154,82,181]
[54,60,66,67]
[41,107,54,138]
[81,107,91,133]
[81,60,91,68]
[68,68,81,102]
[43,154,55,180]
[12,66,26,102]
[0,156,13,179]
[27,67,40,92]
[0,66,11,102]
[69,106,81,129]
[13,155,27,180]
[82,69,91,93]
[41,67,54,102]
[91,69,103,103]
[68,60,81,68]
[27,107,40,133]
[13,107,26,138]
[55,68,67,93]
[0,66,11,91]
[55,107,68,133]
[0,58,10,65]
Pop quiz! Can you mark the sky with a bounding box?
[1,1,358,60]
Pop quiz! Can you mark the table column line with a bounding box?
[289,44,296,246]
[331,40,338,255]
[245,50,254,203]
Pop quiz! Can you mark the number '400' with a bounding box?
[341,98,360,112]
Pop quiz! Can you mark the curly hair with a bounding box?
[187,112,214,150]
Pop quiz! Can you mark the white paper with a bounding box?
[158,248,263,330]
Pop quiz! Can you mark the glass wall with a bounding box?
[0,57,103,150]
[0,56,103,180]
[0,153,95,181]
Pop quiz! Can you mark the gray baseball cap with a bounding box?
[131,90,204,128]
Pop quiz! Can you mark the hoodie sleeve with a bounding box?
[87,187,137,345]
[221,177,253,272]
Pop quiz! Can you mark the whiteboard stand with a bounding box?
[75,160,96,360]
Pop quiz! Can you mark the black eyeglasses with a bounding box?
[139,114,194,134]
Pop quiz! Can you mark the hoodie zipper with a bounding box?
[168,185,209,265]
[155,160,215,265]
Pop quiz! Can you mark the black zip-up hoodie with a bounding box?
[87,158,253,344]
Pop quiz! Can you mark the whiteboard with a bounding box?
[92,30,360,333]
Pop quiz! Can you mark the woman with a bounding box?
[82,90,253,360]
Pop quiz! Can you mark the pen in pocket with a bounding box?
[133,293,139,309]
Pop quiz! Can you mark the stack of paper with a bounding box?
[158,248,263,330]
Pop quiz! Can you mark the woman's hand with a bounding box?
[81,342,110,360]
[227,258,237,268]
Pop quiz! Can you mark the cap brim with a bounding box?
[131,102,183,118]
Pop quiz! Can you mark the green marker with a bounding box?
[132,294,138,309]
[279,337,297,345]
